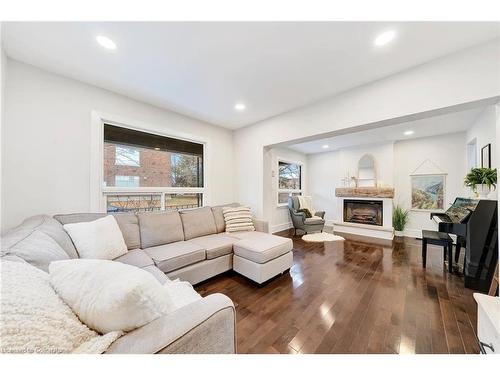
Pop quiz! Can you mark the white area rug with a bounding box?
[302,233,345,242]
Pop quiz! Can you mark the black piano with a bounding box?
[431,197,498,293]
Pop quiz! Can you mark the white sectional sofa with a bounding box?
[52,204,293,285]
[1,204,294,354]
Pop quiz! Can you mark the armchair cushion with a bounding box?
[314,211,326,219]
[304,217,325,225]
[297,208,312,218]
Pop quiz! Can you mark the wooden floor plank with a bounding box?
[195,230,480,354]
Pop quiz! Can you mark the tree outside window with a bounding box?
[278,161,302,205]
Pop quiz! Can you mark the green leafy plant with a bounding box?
[393,204,409,232]
[464,168,497,191]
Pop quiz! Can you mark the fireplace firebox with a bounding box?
[343,199,383,226]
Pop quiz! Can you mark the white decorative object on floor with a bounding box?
[302,233,345,242]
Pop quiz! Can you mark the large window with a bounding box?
[277,160,302,205]
[103,124,204,213]
[115,145,140,167]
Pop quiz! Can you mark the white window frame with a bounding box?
[277,158,303,207]
[90,111,209,212]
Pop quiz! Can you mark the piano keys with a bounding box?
[431,197,498,293]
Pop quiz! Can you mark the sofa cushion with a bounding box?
[137,211,184,248]
[1,229,69,272]
[142,265,171,284]
[10,214,78,259]
[211,203,240,233]
[180,207,217,240]
[232,232,293,264]
[188,233,237,259]
[144,241,206,273]
[113,249,154,268]
[54,213,141,250]
[113,213,141,250]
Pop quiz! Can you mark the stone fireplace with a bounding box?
[343,199,383,226]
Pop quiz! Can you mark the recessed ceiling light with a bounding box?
[322,145,329,149]
[234,103,246,111]
[96,35,117,50]
[374,30,396,47]
[404,130,414,136]
[154,147,161,151]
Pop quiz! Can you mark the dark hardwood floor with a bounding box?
[195,230,480,354]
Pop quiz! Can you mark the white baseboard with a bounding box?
[403,228,422,238]
[271,221,293,233]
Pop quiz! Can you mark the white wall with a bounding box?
[2,59,235,232]
[466,106,497,169]
[307,142,394,225]
[393,132,468,237]
[263,146,307,233]
[1,28,5,232]
[234,41,500,222]
[307,133,470,237]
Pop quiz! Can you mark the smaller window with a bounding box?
[277,161,302,206]
[115,175,140,187]
[279,161,301,190]
[115,145,140,167]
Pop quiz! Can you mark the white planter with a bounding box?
[475,184,491,199]
[394,230,404,237]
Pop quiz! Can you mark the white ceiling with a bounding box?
[2,22,499,129]
[287,107,487,154]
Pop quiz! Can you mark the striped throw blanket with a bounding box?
[222,206,255,233]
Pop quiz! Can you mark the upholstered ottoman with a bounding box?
[231,232,293,284]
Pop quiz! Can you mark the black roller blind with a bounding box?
[104,124,203,156]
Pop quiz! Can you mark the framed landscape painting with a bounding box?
[411,174,446,211]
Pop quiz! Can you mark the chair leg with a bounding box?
[448,243,453,273]
[422,239,427,268]
[454,242,461,263]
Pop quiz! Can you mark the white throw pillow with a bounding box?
[163,280,202,310]
[222,206,255,233]
[49,259,177,334]
[0,260,121,354]
[63,215,127,260]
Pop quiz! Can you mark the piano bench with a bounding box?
[421,230,454,273]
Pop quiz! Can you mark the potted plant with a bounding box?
[393,204,409,237]
[464,168,497,198]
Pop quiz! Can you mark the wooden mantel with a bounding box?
[335,187,395,198]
